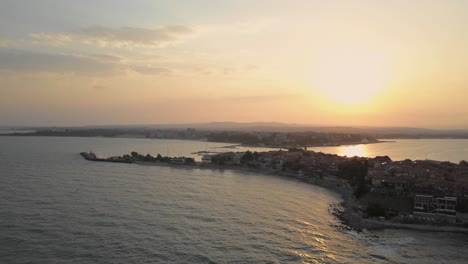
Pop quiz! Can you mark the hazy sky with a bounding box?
[1,0,467,128]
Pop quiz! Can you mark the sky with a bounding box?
[1,0,467,128]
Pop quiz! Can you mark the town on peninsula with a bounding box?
[8,126,468,231]
[80,146,468,233]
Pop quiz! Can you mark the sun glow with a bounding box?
[339,145,367,158]
[313,49,390,105]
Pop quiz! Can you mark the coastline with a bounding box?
[3,132,389,149]
[128,160,468,234]
[237,139,385,149]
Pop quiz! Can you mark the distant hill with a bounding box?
[13,122,468,139]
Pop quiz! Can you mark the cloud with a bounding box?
[0,48,175,76]
[30,25,195,48]
[129,65,172,75]
[30,33,72,46]
[199,19,275,35]
[87,54,124,63]
[0,49,122,74]
[0,40,10,48]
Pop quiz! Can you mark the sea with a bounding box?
[310,139,468,164]
[1,136,468,264]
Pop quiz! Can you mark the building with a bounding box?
[414,195,434,213]
[414,194,457,217]
[202,155,212,163]
[435,197,457,216]
[170,158,186,164]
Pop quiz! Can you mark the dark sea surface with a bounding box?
[1,136,467,263]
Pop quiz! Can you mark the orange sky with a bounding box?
[0,1,467,128]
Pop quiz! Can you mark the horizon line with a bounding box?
[2,122,468,132]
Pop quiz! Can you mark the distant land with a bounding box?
[2,122,468,139]
[2,122,468,151]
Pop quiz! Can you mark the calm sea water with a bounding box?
[311,139,468,163]
[1,136,467,263]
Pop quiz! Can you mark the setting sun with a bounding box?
[313,48,390,105]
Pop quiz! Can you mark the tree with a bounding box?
[160,156,171,162]
[144,154,155,162]
[253,151,259,161]
[156,154,163,161]
[240,151,254,164]
[338,158,369,198]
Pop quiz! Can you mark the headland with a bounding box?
[79,149,468,234]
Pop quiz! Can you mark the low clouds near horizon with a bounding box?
[30,25,195,48]
[0,48,173,76]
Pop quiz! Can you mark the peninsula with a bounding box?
[80,149,468,233]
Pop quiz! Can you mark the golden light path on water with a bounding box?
[338,144,368,158]
[311,139,468,163]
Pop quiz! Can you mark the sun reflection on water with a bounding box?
[339,145,368,158]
